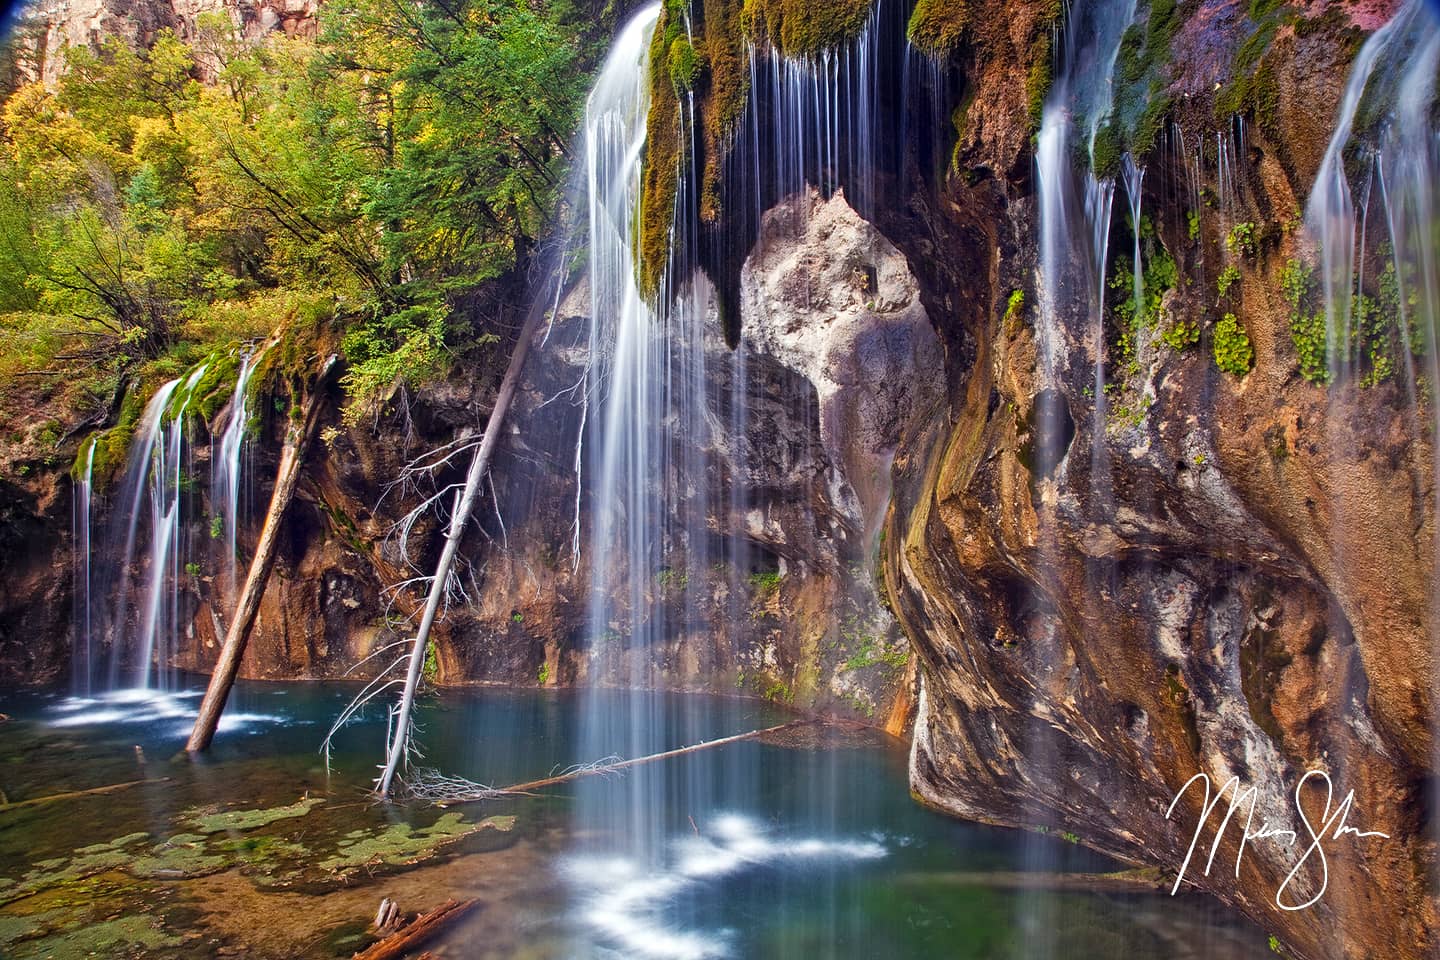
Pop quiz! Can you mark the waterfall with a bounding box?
[576,0,668,867]
[750,15,883,218]
[101,364,208,691]
[1307,1,1416,377]
[212,348,262,605]
[1035,0,1139,389]
[71,437,96,694]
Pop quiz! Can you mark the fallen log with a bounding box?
[0,777,171,813]
[352,898,480,960]
[436,719,817,805]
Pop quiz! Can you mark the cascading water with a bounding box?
[131,364,207,691]
[71,437,96,694]
[1026,1,1138,952]
[1303,0,1430,380]
[566,5,915,954]
[1304,0,1440,859]
[212,348,262,604]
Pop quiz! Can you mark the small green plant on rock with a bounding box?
[1162,318,1199,352]
[747,571,781,595]
[1002,288,1025,327]
[1282,259,1331,385]
[1212,313,1253,376]
[1226,221,1258,258]
[1216,264,1241,298]
[537,662,550,685]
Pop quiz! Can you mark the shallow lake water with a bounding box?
[0,681,1268,958]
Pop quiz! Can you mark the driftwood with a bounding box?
[376,299,550,798]
[434,719,818,805]
[352,898,480,960]
[186,355,338,754]
[0,777,171,813]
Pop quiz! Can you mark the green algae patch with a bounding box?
[317,813,516,876]
[187,797,323,834]
[10,914,182,959]
[130,836,228,880]
[0,833,150,906]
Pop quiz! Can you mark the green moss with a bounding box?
[11,915,182,956]
[1104,0,1181,163]
[88,383,146,488]
[0,833,150,907]
[1090,118,1123,180]
[1212,312,1253,376]
[1025,35,1053,132]
[667,37,702,92]
[129,836,227,879]
[906,0,968,55]
[638,6,684,298]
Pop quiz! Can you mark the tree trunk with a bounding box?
[376,303,547,798]
[186,356,337,754]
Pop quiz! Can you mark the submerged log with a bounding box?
[436,719,818,804]
[352,898,480,960]
[895,867,1169,893]
[0,776,171,813]
[186,355,338,754]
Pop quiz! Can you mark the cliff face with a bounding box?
[12,0,317,85]
[868,2,1435,959]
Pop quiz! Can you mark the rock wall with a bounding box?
[863,2,1436,959]
[11,0,317,85]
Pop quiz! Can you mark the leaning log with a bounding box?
[376,296,550,798]
[352,898,480,960]
[186,355,338,753]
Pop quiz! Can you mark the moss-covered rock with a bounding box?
[907,0,969,55]
[740,0,874,58]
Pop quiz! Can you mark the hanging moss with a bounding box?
[1090,119,1123,180]
[907,0,969,56]
[638,5,684,298]
[667,36,703,92]
[740,0,874,59]
[698,0,750,222]
[87,384,147,489]
[1025,35,1052,132]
